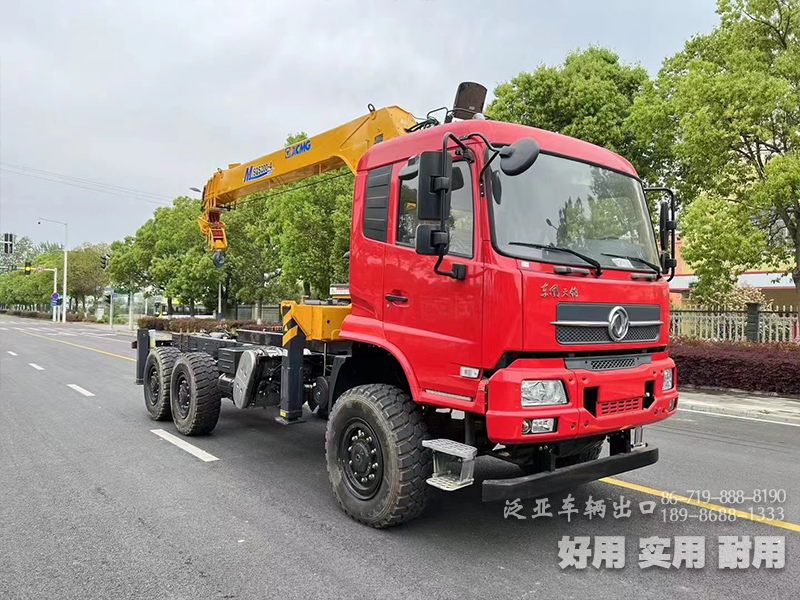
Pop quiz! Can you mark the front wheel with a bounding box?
[325,384,431,528]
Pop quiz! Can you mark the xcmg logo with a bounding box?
[243,162,274,182]
[285,139,311,159]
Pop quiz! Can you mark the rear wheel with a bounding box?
[143,347,180,421]
[170,352,222,436]
[325,384,430,528]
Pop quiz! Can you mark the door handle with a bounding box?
[385,294,408,303]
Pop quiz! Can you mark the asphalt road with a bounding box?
[1,315,797,600]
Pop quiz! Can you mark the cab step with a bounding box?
[422,439,477,491]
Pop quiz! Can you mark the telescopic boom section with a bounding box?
[198,105,417,251]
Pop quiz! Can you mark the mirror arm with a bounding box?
[433,253,466,281]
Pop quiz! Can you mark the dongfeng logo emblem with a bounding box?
[607,306,630,342]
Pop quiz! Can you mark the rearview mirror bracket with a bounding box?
[644,186,678,281]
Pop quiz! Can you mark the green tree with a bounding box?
[149,197,221,315]
[0,236,39,272]
[68,243,110,313]
[486,46,654,180]
[680,193,768,302]
[631,0,800,304]
[107,236,147,294]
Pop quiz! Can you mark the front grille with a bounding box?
[556,324,660,345]
[598,398,642,416]
[590,357,637,370]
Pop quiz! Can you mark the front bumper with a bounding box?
[484,354,678,444]
[482,444,658,502]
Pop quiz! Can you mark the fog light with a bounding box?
[521,380,568,406]
[522,418,556,434]
[662,368,674,391]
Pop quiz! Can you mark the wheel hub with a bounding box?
[339,419,383,500]
[146,366,159,406]
[176,375,191,418]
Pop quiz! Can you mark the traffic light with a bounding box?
[2,233,13,254]
[23,261,32,276]
[100,254,109,269]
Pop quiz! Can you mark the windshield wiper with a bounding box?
[601,253,661,275]
[508,242,602,276]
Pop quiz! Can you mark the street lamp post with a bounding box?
[38,218,68,323]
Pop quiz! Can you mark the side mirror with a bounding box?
[415,223,449,256]
[659,201,669,252]
[645,187,678,279]
[499,138,540,176]
[416,150,452,221]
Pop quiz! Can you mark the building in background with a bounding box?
[669,239,796,307]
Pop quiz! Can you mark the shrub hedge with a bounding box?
[670,340,800,396]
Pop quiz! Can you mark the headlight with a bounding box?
[662,368,674,391]
[521,380,568,407]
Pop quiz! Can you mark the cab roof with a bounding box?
[358,118,638,178]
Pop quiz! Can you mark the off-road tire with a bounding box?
[325,384,430,528]
[143,347,180,421]
[557,441,603,467]
[169,352,222,436]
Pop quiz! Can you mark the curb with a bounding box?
[678,401,800,426]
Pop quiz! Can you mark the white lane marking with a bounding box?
[678,407,800,428]
[67,383,95,397]
[13,327,24,331]
[150,429,219,462]
[28,363,45,370]
[0,327,8,331]
[7,351,17,356]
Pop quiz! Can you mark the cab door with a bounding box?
[382,159,484,403]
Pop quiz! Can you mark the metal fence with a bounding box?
[670,305,799,343]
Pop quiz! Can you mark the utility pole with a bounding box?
[43,267,58,322]
[218,281,223,321]
[38,218,68,323]
[128,291,134,330]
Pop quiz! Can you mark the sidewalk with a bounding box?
[678,388,800,426]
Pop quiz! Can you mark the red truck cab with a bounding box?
[338,118,677,501]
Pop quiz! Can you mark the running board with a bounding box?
[422,439,477,491]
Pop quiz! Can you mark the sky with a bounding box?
[0,0,720,249]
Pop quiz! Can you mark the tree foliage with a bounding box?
[487,46,654,179]
[631,0,800,302]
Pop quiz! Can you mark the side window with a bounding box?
[396,162,474,257]
[362,164,392,242]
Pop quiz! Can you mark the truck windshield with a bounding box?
[489,153,659,272]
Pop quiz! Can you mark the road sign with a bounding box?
[36,266,44,273]
[112,293,119,299]
[52,292,59,300]
[50,299,58,307]
[104,286,113,294]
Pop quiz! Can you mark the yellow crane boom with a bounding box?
[198,105,417,252]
